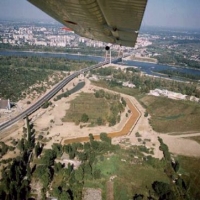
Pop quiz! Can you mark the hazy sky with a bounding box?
[0,0,200,30]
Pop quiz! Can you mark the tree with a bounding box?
[108,115,116,126]
[144,111,148,117]
[41,149,56,166]
[152,181,174,199]
[96,117,104,125]
[84,142,91,151]
[42,101,50,109]
[81,113,89,123]
[35,142,42,158]
[60,192,71,200]
[172,160,179,172]
[52,187,62,197]
[52,143,63,158]
[89,134,94,143]
[121,97,126,106]
[26,116,35,150]
[17,139,25,152]
[75,167,84,182]
[82,162,92,176]
[78,152,87,162]
[54,162,63,173]
[91,140,99,151]
[133,194,144,200]
[35,165,52,188]
[176,177,187,190]
[0,142,9,157]
[100,133,111,144]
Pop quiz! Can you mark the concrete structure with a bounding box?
[0,99,11,110]
[122,81,136,88]
[149,89,200,102]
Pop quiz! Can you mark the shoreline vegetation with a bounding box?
[126,55,158,63]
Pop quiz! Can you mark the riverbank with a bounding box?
[0,50,104,62]
[124,55,158,63]
[1,50,200,81]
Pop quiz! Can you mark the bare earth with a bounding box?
[1,64,200,159]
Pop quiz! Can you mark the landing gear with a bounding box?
[105,45,111,63]
[105,46,110,51]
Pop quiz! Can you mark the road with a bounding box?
[0,57,121,132]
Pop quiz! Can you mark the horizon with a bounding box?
[1,18,200,33]
[0,0,200,31]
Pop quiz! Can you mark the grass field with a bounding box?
[87,148,169,200]
[62,92,109,124]
[91,80,140,97]
[62,92,123,126]
[178,156,200,199]
[139,95,200,133]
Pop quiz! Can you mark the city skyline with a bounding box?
[0,0,200,30]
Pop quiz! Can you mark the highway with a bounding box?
[0,57,121,132]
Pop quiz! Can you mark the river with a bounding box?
[120,60,200,78]
[0,50,104,62]
[1,50,200,79]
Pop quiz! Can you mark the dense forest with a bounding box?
[0,56,94,101]
[0,65,52,101]
[0,56,95,72]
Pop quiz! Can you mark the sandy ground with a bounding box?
[31,75,164,159]
[124,96,164,159]
[160,134,200,157]
[1,64,200,159]
[33,77,132,149]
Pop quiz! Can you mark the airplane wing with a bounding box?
[28,0,148,47]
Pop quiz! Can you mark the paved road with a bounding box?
[0,57,121,132]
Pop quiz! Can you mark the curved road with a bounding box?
[0,57,122,132]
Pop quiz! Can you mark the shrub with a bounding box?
[135,132,141,137]
[81,113,89,122]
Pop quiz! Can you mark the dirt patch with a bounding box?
[106,181,114,200]
[0,120,24,140]
[82,188,102,200]
[160,135,200,157]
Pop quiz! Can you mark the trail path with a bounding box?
[167,133,200,138]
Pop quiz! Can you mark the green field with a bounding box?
[84,147,168,199]
[139,95,200,133]
[91,80,140,97]
[63,92,109,123]
[62,91,124,126]
[178,156,200,199]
